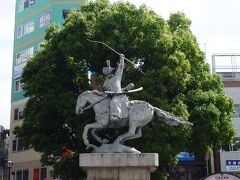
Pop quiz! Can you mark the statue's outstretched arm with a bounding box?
[115,54,124,78]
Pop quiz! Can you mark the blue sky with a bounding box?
[1,0,240,128]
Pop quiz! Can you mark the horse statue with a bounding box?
[76,90,192,151]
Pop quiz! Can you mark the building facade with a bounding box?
[0,126,10,180]
[212,53,240,177]
[9,1,84,179]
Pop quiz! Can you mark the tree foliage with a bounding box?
[14,0,235,178]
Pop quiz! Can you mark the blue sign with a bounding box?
[177,152,195,161]
[226,160,240,171]
[226,160,240,165]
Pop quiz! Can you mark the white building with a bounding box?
[212,54,240,177]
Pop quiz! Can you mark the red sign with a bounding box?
[33,168,40,180]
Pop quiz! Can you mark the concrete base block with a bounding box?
[79,153,159,180]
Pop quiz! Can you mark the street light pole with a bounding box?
[7,161,13,180]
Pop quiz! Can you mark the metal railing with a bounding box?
[212,54,240,81]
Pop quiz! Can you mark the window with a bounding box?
[222,144,240,152]
[19,108,24,119]
[11,170,29,180]
[19,0,35,12]
[23,170,28,180]
[39,12,51,28]
[14,107,24,121]
[14,108,19,120]
[63,9,71,19]
[17,171,22,180]
[11,172,16,180]
[221,137,240,152]
[33,168,47,180]
[17,21,34,38]
[18,139,23,151]
[15,79,24,93]
[12,140,17,151]
[15,80,21,92]
[16,47,34,65]
[14,47,33,79]
[233,104,240,118]
[40,168,47,180]
[12,139,29,152]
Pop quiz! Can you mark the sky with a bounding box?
[1,0,240,128]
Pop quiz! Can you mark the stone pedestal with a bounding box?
[79,153,159,180]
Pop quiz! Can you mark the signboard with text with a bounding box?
[13,62,27,79]
[177,152,195,161]
[226,160,240,172]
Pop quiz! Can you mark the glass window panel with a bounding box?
[221,145,231,151]
[16,171,22,180]
[63,9,71,19]
[40,16,44,27]
[19,0,35,12]
[233,104,240,118]
[24,0,29,9]
[14,108,19,120]
[17,139,23,151]
[17,21,34,38]
[19,0,24,12]
[12,140,17,151]
[29,0,35,6]
[16,53,21,65]
[29,21,34,33]
[39,12,51,28]
[23,24,28,35]
[11,172,16,180]
[16,47,34,65]
[29,47,34,56]
[15,80,24,92]
[20,82,24,91]
[45,12,51,24]
[19,108,24,120]
[15,80,20,92]
[17,26,23,38]
[21,51,26,61]
[40,168,47,180]
[23,170,28,180]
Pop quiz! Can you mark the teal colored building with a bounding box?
[10,1,84,179]
[12,0,84,102]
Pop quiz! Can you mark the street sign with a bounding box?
[177,152,195,161]
[226,160,240,172]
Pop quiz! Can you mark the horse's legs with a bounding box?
[83,122,103,150]
[114,124,136,144]
[121,126,142,143]
[91,129,103,144]
[91,128,109,144]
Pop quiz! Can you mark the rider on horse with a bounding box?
[102,54,133,125]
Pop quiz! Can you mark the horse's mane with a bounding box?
[82,90,106,97]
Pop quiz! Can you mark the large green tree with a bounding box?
[14,0,235,179]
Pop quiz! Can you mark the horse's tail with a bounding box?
[153,107,192,126]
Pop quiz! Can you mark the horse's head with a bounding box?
[75,90,108,115]
[76,91,91,115]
